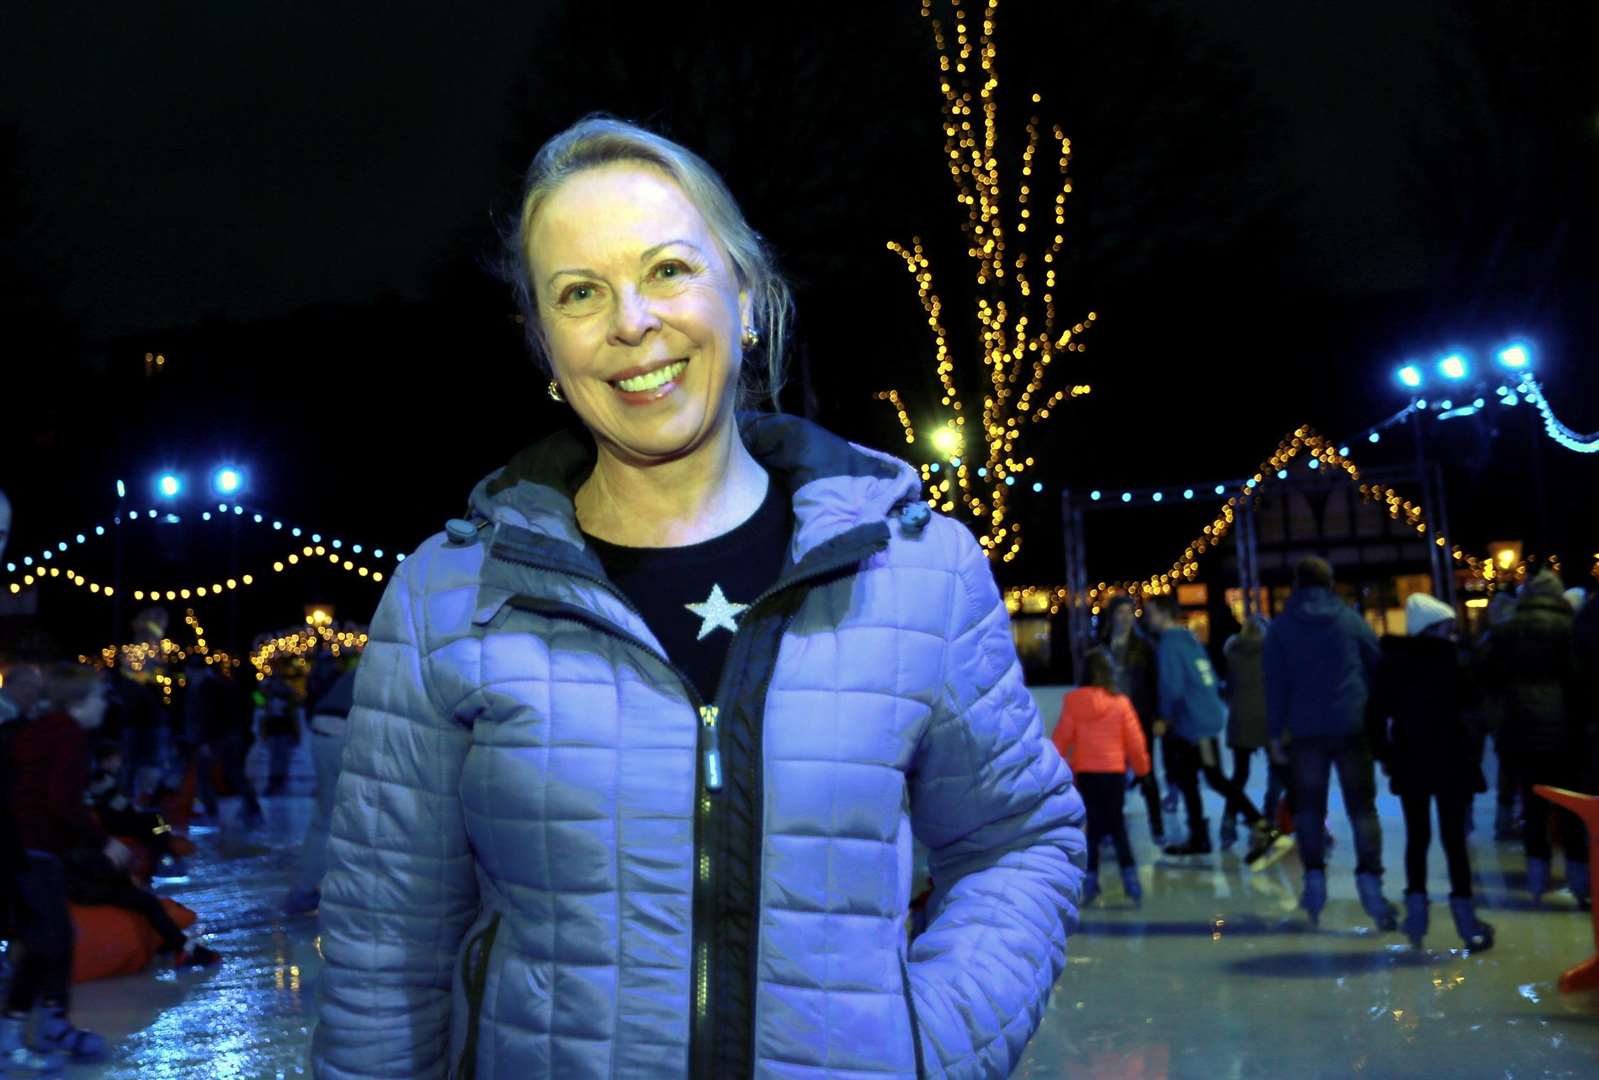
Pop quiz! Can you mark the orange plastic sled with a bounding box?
[1531,784,1599,993]
[69,897,198,983]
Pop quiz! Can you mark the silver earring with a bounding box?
[547,379,565,403]
[741,327,760,349]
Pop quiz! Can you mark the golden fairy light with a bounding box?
[880,0,1098,563]
[1002,426,1507,611]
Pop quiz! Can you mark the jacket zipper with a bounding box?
[454,911,502,1080]
[492,536,888,1077]
[899,951,927,1080]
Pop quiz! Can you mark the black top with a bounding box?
[581,473,793,704]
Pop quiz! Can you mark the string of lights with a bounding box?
[1003,426,1531,617]
[879,0,1097,564]
[1520,375,1599,454]
[250,619,369,680]
[7,544,387,601]
[79,610,241,704]
[1,501,404,585]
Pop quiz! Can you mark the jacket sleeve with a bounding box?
[906,526,1087,1079]
[1051,697,1076,767]
[1122,699,1151,777]
[1264,628,1288,742]
[52,725,107,852]
[1155,634,1183,725]
[312,549,479,1080]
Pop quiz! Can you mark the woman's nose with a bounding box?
[608,286,661,345]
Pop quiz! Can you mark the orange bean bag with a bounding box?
[69,897,197,983]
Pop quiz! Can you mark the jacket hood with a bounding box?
[1522,570,1566,602]
[1283,585,1347,623]
[1406,593,1456,637]
[466,411,925,567]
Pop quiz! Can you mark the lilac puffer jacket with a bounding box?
[312,411,1084,1079]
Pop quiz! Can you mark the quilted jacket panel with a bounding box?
[312,413,1084,1079]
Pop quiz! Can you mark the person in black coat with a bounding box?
[1484,571,1587,906]
[1370,595,1492,951]
[1099,594,1165,844]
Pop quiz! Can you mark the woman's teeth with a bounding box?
[615,360,688,393]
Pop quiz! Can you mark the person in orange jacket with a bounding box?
[1055,649,1153,905]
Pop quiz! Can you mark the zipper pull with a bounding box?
[700,705,723,792]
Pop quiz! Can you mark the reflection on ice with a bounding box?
[45,732,1599,1078]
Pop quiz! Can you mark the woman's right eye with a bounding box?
[559,283,596,305]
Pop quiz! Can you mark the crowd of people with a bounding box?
[1055,555,1599,953]
[0,646,358,1076]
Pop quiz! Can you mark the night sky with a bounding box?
[4,0,1596,657]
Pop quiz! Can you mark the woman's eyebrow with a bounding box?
[546,239,706,289]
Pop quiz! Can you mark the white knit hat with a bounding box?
[1406,593,1456,637]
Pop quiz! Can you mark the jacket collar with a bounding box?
[471,411,919,561]
[465,412,923,628]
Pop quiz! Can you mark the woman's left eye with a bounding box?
[653,260,691,280]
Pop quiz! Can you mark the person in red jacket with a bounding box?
[9,663,219,970]
[1055,649,1152,905]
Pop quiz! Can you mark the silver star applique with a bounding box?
[684,583,749,640]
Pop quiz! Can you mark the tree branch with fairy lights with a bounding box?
[879,0,1096,563]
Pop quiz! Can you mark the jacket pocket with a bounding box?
[899,951,927,1080]
[453,911,502,1080]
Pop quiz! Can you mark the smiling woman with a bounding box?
[311,115,1085,1080]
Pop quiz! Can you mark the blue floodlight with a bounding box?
[1214,485,1226,495]
[94,526,104,536]
[311,533,322,543]
[1276,469,1288,480]
[291,528,302,537]
[373,549,384,559]
[1503,393,1519,407]
[1438,354,1468,381]
[272,520,282,530]
[1121,492,1132,503]
[1496,343,1531,371]
[1439,400,1453,411]
[352,544,363,553]
[115,480,126,499]
[156,473,182,499]
[1339,446,1350,456]
[212,466,243,496]
[1308,459,1320,470]
[1004,477,1014,486]
[1031,483,1043,493]
[75,534,84,544]
[1369,432,1381,444]
[976,468,987,478]
[929,462,940,473]
[1397,364,1424,389]
[233,505,243,515]
[1152,492,1164,503]
[253,514,263,524]
[1090,490,1102,501]
[202,512,211,521]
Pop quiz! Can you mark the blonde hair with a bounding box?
[502,115,793,412]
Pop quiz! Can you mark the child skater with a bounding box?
[1370,594,1494,951]
[1055,649,1152,905]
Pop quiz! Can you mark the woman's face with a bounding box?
[529,162,751,467]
